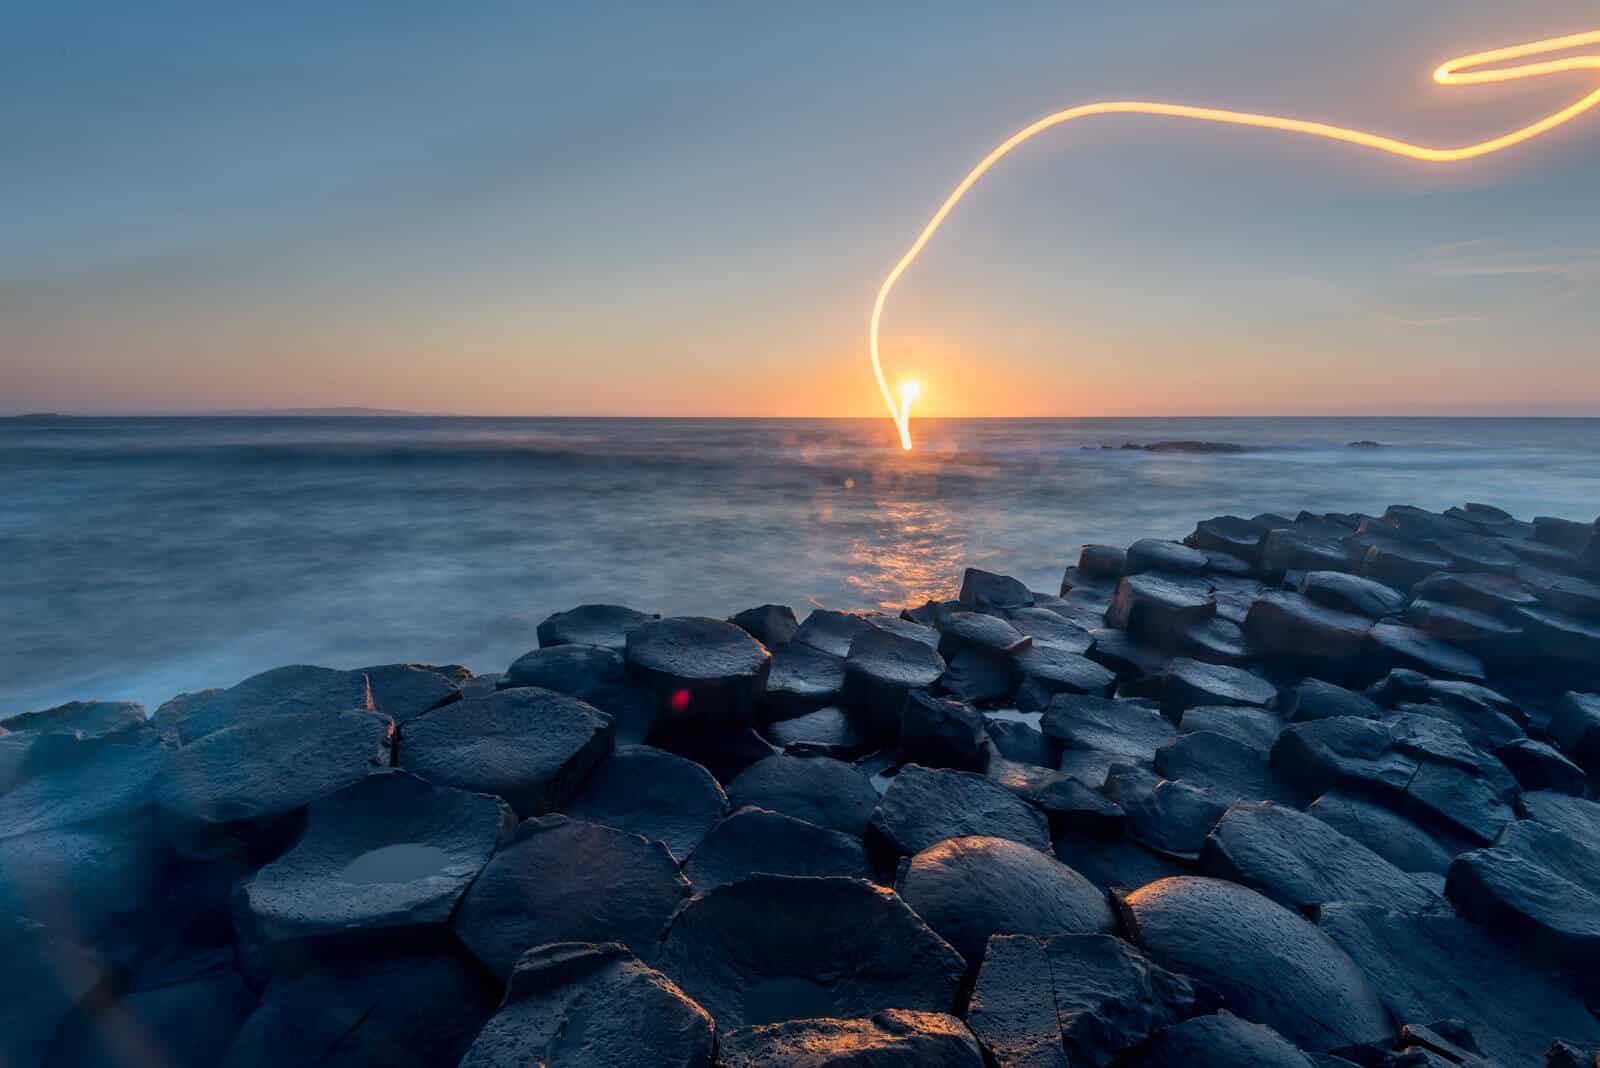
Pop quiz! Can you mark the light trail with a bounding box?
[870,28,1600,450]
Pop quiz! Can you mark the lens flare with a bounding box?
[870,28,1600,449]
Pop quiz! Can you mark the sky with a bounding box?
[2,1,1598,417]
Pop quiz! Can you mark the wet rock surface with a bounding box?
[19,499,1600,1064]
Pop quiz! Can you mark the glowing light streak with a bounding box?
[870,28,1600,449]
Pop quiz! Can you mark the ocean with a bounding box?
[3,415,1596,713]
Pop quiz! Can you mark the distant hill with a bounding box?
[200,407,437,417]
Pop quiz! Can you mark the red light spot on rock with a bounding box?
[670,688,691,713]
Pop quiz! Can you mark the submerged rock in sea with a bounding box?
[655,875,965,1029]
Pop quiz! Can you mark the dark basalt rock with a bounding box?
[1180,704,1283,752]
[457,942,713,1068]
[1300,571,1406,619]
[1155,730,1286,806]
[1403,598,1524,658]
[655,875,966,1029]
[218,946,495,1068]
[1126,538,1209,576]
[844,628,947,735]
[1188,514,1271,563]
[1123,1012,1317,1068]
[763,705,866,758]
[984,715,1056,766]
[1175,615,1253,666]
[729,603,799,647]
[625,617,772,726]
[161,665,373,744]
[1516,604,1600,665]
[1307,790,1466,875]
[1210,574,1269,625]
[1085,628,1171,689]
[1261,530,1351,584]
[0,916,108,1066]
[1043,694,1177,788]
[1549,691,1600,772]
[1202,800,1439,915]
[1518,568,1600,621]
[1013,643,1117,700]
[0,699,145,738]
[1122,877,1391,1051]
[453,815,688,979]
[1373,505,1476,544]
[868,613,943,649]
[1544,1039,1596,1068]
[718,1010,983,1067]
[460,673,503,698]
[399,687,611,818]
[359,664,461,723]
[960,567,1034,610]
[1244,593,1373,685]
[646,723,778,786]
[564,745,727,861]
[936,610,1031,657]
[237,771,513,945]
[1412,571,1539,617]
[986,758,1125,835]
[869,764,1050,857]
[763,642,846,718]
[47,963,256,1068]
[538,603,658,652]
[0,729,167,839]
[1368,623,1486,682]
[794,609,876,658]
[1320,902,1600,1068]
[0,824,165,957]
[1281,678,1383,723]
[1493,737,1585,794]
[968,932,1207,1068]
[1273,716,1421,800]
[156,708,392,859]
[1161,658,1276,719]
[1053,829,1193,893]
[900,690,988,771]
[941,646,1016,706]
[1535,515,1597,553]
[1367,669,1526,727]
[1203,550,1254,577]
[1360,539,1454,590]
[1446,817,1600,967]
[1104,765,1229,859]
[682,805,872,890]
[501,644,625,696]
[1107,574,1217,646]
[1003,607,1095,654]
[1076,544,1128,582]
[895,836,1114,964]
[725,753,879,836]
[1428,532,1522,574]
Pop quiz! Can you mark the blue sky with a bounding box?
[2,1,1598,415]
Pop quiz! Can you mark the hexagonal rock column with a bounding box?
[398,687,612,818]
[457,942,713,1068]
[868,765,1050,857]
[724,753,879,837]
[654,875,965,1030]
[155,709,393,860]
[842,628,945,739]
[681,806,873,891]
[717,1011,983,1067]
[453,815,689,980]
[236,771,514,946]
[158,664,373,745]
[1120,876,1390,1051]
[563,744,727,862]
[625,617,771,727]
[895,836,1114,966]
[537,603,658,652]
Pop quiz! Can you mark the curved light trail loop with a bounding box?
[871,28,1600,450]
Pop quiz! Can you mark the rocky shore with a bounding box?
[5,501,1600,1066]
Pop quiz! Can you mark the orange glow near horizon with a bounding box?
[870,28,1600,449]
